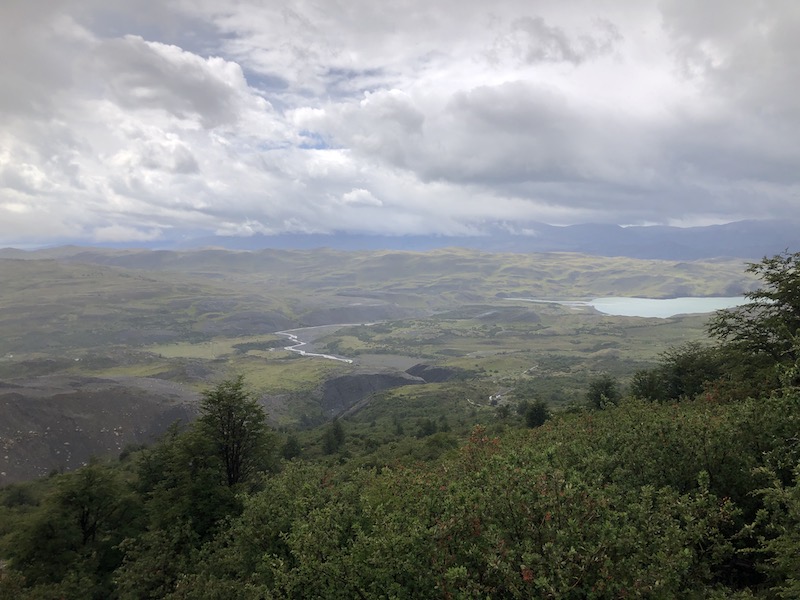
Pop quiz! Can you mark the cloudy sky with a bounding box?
[1,0,798,245]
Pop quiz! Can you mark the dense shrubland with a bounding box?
[3,252,800,598]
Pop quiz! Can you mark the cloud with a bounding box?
[96,36,249,128]
[111,137,200,175]
[92,224,163,242]
[661,0,800,125]
[293,89,425,168]
[340,188,382,207]
[489,16,621,65]
[0,0,798,246]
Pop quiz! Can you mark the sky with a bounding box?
[1,0,798,246]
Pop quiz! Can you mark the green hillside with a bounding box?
[0,249,761,483]
[1,251,800,598]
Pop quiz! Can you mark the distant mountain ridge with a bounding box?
[171,219,800,260]
[2,219,796,260]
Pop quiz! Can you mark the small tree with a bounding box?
[322,419,346,454]
[281,434,302,460]
[198,376,272,487]
[587,374,621,409]
[632,342,724,402]
[9,464,136,593]
[708,251,800,364]
[630,368,664,402]
[525,400,550,428]
[414,418,438,439]
[496,404,511,419]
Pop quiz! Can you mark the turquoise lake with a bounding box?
[512,297,747,319]
[587,296,747,318]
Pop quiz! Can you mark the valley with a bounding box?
[0,247,759,483]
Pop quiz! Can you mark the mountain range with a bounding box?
[170,219,800,260]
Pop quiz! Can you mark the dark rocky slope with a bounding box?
[0,376,198,484]
[320,371,424,417]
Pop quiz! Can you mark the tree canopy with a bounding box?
[198,375,273,487]
[708,250,800,364]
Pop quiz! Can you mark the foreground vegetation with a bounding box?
[2,252,799,598]
[5,393,800,598]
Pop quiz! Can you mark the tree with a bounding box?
[9,463,139,595]
[630,368,664,402]
[708,251,800,364]
[414,418,438,439]
[496,404,511,419]
[137,424,239,542]
[281,434,302,460]
[632,342,724,402]
[198,376,272,487]
[586,373,621,409]
[524,399,550,428]
[322,418,346,454]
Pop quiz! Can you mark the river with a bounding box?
[275,297,749,364]
[275,325,357,363]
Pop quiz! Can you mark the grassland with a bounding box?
[0,249,759,428]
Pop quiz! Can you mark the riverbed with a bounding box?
[275,325,356,363]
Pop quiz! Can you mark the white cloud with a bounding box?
[95,35,257,128]
[0,0,798,245]
[340,188,382,207]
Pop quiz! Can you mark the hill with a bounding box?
[0,249,760,481]
[167,219,800,260]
